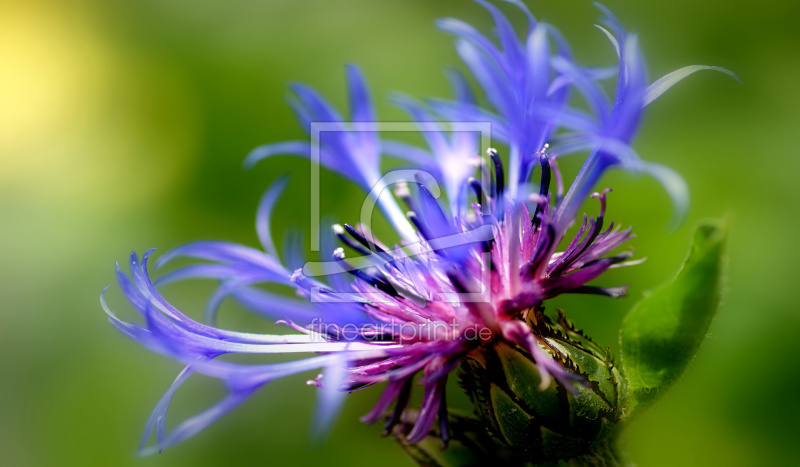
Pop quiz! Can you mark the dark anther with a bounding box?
[342,224,395,264]
[333,248,400,297]
[547,217,609,278]
[488,148,505,199]
[468,177,484,205]
[524,223,555,277]
[569,285,629,298]
[438,389,450,448]
[333,224,373,258]
[291,270,336,295]
[407,212,430,240]
[385,377,414,433]
[532,153,551,228]
[538,153,552,198]
[446,268,473,295]
[552,215,605,277]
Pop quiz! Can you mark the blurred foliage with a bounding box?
[1,0,798,465]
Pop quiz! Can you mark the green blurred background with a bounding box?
[1,0,797,465]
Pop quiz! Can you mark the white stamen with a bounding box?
[393,181,410,199]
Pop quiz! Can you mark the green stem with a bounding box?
[566,436,628,467]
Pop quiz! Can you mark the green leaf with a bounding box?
[620,220,727,418]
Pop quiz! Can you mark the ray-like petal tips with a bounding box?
[138,361,198,453]
[346,64,375,124]
[501,0,537,31]
[551,55,611,119]
[525,23,551,105]
[643,65,741,107]
[106,1,732,455]
[436,18,505,70]
[255,176,289,258]
[595,24,620,58]
[445,67,476,105]
[636,160,690,229]
[593,2,626,41]
[244,141,310,169]
[155,241,290,280]
[454,39,515,119]
[474,0,525,70]
[311,354,350,440]
[138,391,253,456]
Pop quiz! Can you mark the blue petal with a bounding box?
[427,99,509,142]
[138,391,253,456]
[525,23,551,109]
[537,107,600,135]
[501,0,536,33]
[455,39,516,120]
[611,34,647,141]
[381,140,437,168]
[551,56,611,121]
[346,64,375,123]
[101,287,151,343]
[436,18,505,73]
[138,362,198,453]
[138,355,340,456]
[287,95,312,130]
[629,160,690,229]
[140,252,313,344]
[204,277,267,326]
[311,355,349,440]
[154,263,253,287]
[445,67,476,105]
[540,23,573,60]
[115,262,148,312]
[593,2,626,42]
[288,83,344,122]
[229,285,367,325]
[594,24,619,58]
[643,65,740,107]
[282,228,305,272]
[586,65,619,81]
[244,141,309,169]
[391,95,451,158]
[415,183,456,241]
[474,0,524,72]
[345,64,379,156]
[255,176,289,258]
[156,241,287,274]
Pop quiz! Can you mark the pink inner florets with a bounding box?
[301,187,636,443]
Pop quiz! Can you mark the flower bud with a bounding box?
[459,311,624,463]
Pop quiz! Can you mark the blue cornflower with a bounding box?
[103,1,735,455]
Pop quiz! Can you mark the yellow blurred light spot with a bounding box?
[0,1,198,207]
